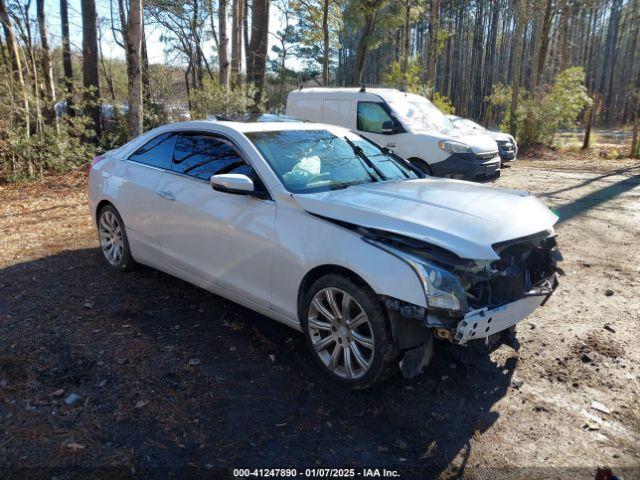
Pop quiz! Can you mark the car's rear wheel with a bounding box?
[301,274,398,389]
[97,205,135,271]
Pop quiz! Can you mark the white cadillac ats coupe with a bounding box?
[88,120,562,388]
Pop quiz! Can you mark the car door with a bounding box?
[116,132,177,267]
[153,131,276,308]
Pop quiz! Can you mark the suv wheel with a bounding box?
[301,274,398,389]
[408,158,433,176]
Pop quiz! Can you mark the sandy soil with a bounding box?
[0,158,638,479]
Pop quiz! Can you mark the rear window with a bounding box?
[128,133,177,169]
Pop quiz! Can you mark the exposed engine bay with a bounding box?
[460,232,562,310]
[357,225,563,376]
[357,225,561,311]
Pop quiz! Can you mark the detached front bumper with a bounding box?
[454,276,557,344]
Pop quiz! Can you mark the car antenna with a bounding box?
[359,84,366,93]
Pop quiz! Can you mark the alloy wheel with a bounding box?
[98,210,124,266]
[307,287,375,379]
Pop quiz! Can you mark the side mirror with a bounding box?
[210,173,255,195]
[381,120,396,134]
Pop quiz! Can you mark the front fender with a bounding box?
[270,197,427,322]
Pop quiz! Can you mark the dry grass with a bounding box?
[518,144,640,173]
[0,168,95,268]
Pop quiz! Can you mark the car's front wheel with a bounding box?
[97,204,135,271]
[408,158,433,176]
[301,274,398,389]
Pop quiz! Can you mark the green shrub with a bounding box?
[487,67,591,148]
[0,115,98,182]
[382,59,455,114]
[189,78,258,119]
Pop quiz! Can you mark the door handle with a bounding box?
[157,190,176,201]
[386,143,397,148]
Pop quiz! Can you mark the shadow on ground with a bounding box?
[553,174,640,224]
[0,248,518,478]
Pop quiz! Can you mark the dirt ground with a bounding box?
[0,156,639,479]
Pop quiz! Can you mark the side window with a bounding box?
[172,133,250,181]
[357,102,393,133]
[128,133,177,169]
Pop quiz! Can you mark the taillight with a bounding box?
[88,155,106,173]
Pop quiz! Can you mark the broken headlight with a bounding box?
[366,238,468,313]
[414,260,468,312]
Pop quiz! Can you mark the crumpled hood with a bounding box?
[293,178,558,260]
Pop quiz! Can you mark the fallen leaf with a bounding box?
[591,400,611,415]
[65,442,86,451]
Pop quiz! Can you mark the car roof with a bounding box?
[112,120,355,160]
[212,113,302,123]
[288,87,396,101]
[289,88,443,111]
[172,119,345,133]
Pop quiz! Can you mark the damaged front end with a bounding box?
[360,227,563,377]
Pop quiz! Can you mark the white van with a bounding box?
[286,87,501,181]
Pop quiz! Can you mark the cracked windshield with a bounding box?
[247,130,417,193]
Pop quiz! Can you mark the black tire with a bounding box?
[301,274,398,389]
[96,204,136,272]
[408,158,433,176]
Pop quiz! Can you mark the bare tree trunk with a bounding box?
[509,0,525,137]
[193,0,204,88]
[322,0,330,85]
[401,0,410,88]
[98,23,116,101]
[482,0,499,124]
[126,0,143,137]
[243,0,250,79]
[426,0,440,96]
[81,0,102,137]
[217,0,230,88]
[0,0,29,132]
[60,0,74,113]
[19,0,43,132]
[248,0,269,106]
[141,20,150,106]
[354,1,384,85]
[0,38,8,67]
[185,65,192,109]
[36,0,56,122]
[631,96,639,158]
[534,0,553,94]
[231,0,242,89]
[558,0,569,71]
[599,0,622,122]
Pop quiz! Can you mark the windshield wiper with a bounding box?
[343,136,387,181]
[328,181,363,191]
